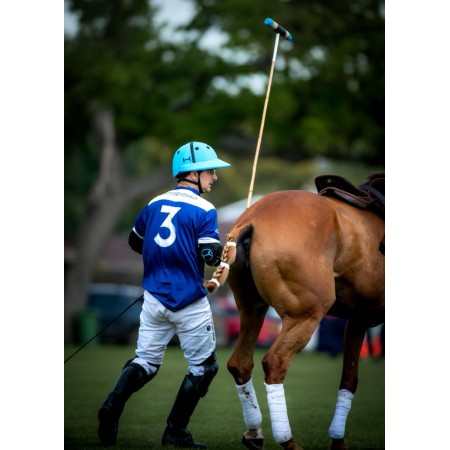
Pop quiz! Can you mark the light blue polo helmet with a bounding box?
[172,141,231,177]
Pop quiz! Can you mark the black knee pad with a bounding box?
[189,352,219,397]
[123,358,160,385]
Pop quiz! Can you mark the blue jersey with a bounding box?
[132,186,220,311]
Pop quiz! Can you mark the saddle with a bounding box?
[315,173,385,220]
[315,173,385,255]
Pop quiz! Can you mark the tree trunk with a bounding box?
[64,108,167,343]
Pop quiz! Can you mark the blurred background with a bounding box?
[64,0,385,349]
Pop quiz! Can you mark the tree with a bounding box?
[65,0,173,341]
[64,106,168,342]
[186,0,385,164]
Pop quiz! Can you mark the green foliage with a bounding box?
[64,346,385,449]
[187,0,385,163]
[65,0,384,238]
[64,137,100,237]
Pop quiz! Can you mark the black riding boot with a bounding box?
[162,353,218,449]
[98,360,156,446]
[161,375,207,449]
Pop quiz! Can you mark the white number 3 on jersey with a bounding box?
[154,205,181,247]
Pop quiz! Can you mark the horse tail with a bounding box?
[204,224,253,293]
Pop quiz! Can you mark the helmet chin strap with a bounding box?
[178,172,204,194]
[196,172,204,194]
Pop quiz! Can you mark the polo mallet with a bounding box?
[64,294,144,364]
[246,18,293,209]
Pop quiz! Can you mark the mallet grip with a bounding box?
[264,18,293,41]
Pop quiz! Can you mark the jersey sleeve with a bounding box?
[198,208,220,244]
[133,205,149,239]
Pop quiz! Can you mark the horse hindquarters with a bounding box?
[227,225,269,383]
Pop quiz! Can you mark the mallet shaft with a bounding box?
[247,33,280,209]
[247,19,293,208]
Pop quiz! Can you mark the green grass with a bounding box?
[64,346,384,449]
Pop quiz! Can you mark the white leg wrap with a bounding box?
[265,383,292,444]
[236,379,262,430]
[328,389,354,439]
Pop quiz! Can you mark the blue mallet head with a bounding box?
[264,18,293,41]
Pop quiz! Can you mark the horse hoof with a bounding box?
[330,438,348,450]
[280,438,304,450]
[241,435,264,450]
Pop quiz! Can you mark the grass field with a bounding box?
[64,345,384,449]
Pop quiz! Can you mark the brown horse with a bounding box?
[205,176,384,450]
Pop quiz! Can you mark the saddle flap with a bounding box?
[319,188,372,209]
[315,173,385,220]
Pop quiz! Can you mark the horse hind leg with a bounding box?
[230,319,267,450]
[227,236,269,450]
[328,319,367,450]
[261,315,320,450]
